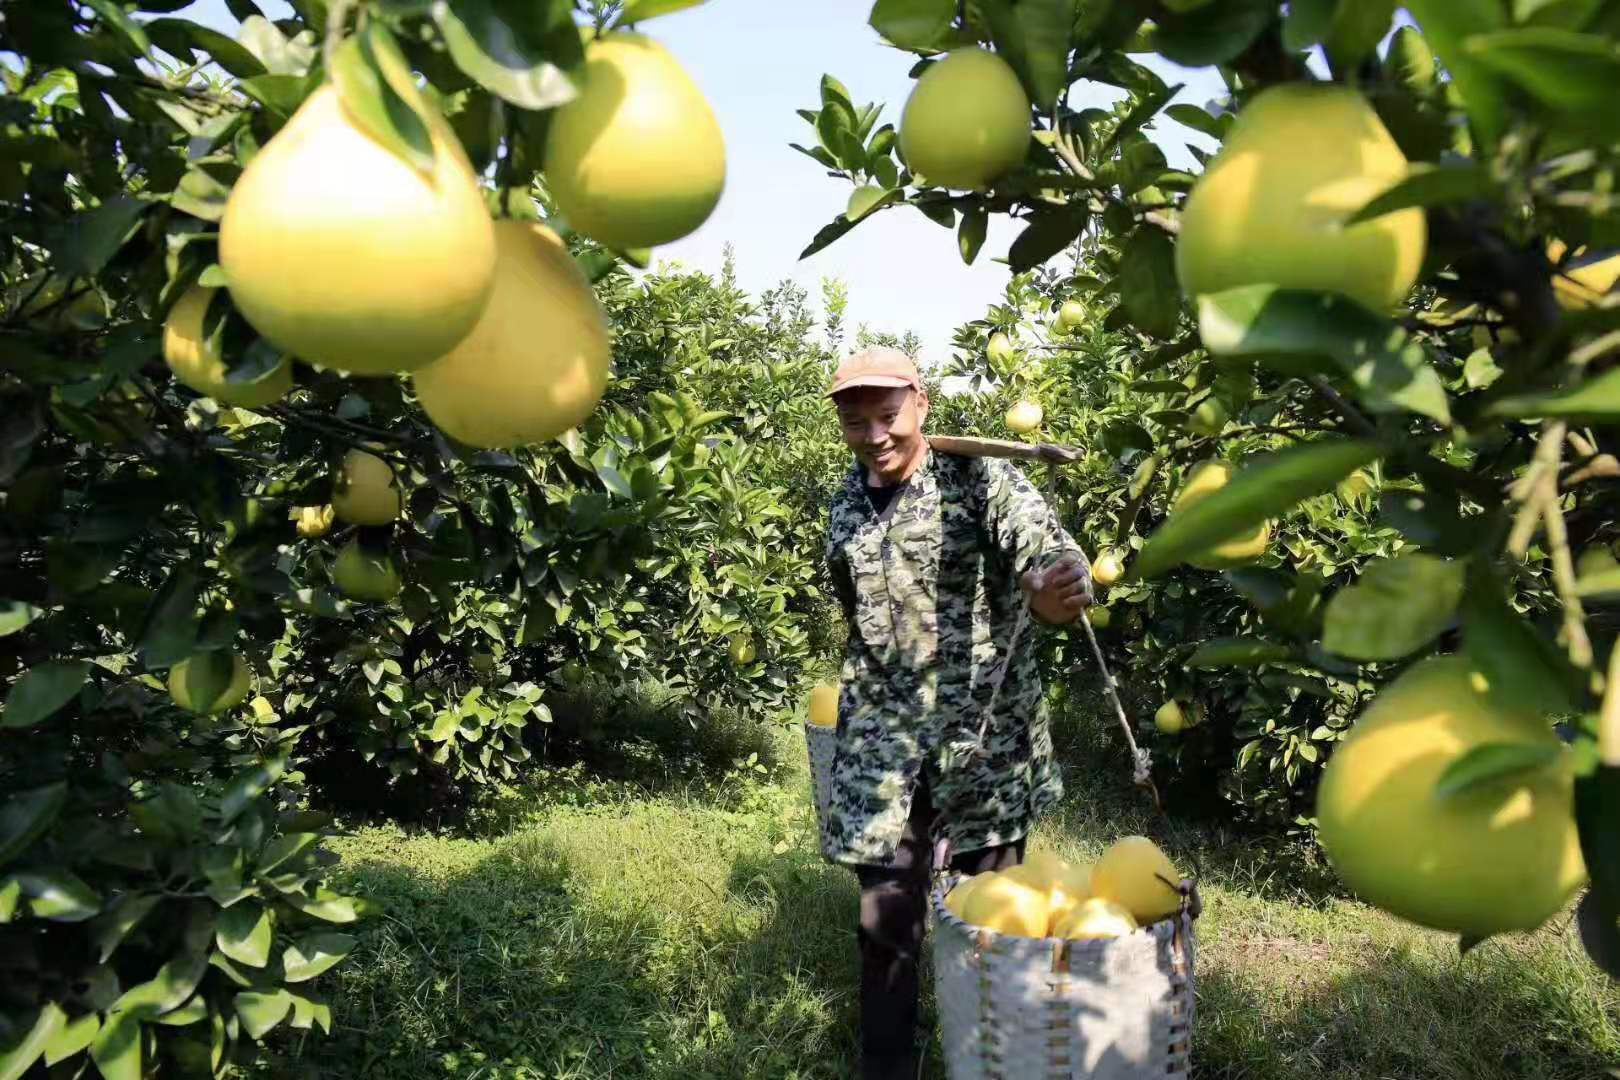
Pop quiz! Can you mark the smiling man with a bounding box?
[820,346,1092,1079]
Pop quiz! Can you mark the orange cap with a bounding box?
[826,346,922,398]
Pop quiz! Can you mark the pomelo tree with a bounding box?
[0,0,842,1073]
[796,0,1620,970]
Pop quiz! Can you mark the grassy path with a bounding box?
[270,725,1620,1079]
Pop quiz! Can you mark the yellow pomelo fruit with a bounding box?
[1017,851,1092,927]
[163,286,293,409]
[1056,299,1086,333]
[168,653,253,714]
[1176,84,1426,313]
[1549,239,1620,310]
[944,874,983,919]
[987,331,1015,365]
[960,870,1049,937]
[1577,546,1620,580]
[728,634,757,666]
[413,221,611,448]
[1315,656,1587,938]
[291,504,334,539]
[1173,460,1272,569]
[330,448,401,526]
[808,682,839,727]
[1005,400,1043,434]
[1189,398,1228,436]
[1086,606,1111,629]
[1091,836,1183,925]
[560,659,586,686]
[332,540,403,603]
[219,83,496,374]
[900,48,1030,191]
[1054,897,1139,940]
[1155,700,1186,735]
[1091,551,1123,586]
[545,33,725,249]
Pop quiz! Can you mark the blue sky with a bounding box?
[180,1,1229,363]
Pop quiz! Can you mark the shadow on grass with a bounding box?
[1192,933,1618,1080]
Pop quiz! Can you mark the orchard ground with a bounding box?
[256,688,1619,1080]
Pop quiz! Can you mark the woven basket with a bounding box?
[929,875,1195,1079]
[803,722,837,833]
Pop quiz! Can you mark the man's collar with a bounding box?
[845,446,936,501]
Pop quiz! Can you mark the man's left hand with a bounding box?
[1022,554,1092,625]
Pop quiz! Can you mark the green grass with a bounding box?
[262,722,1620,1079]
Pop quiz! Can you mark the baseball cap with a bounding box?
[825,346,922,398]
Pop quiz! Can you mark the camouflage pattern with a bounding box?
[822,449,1086,867]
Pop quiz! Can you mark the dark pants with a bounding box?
[853,774,1025,1080]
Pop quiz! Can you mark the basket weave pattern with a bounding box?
[803,722,837,835]
[930,877,1195,1079]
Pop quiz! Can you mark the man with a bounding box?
[820,346,1092,1079]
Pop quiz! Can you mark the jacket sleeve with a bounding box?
[824,506,858,624]
[982,458,1087,584]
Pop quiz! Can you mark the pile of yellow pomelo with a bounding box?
[943,836,1184,942]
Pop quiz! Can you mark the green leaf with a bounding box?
[1377,487,1473,555]
[1323,0,1396,71]
[1099,421,1153,458]
[1119,227,1180,339]
[0,600,43,637]
[1163,102,1227,140]
[1281,0,1334,51]
[90,893,162,963]
[18,869,100,922]
[43,1011,99,1065]
[88,1011,139,1080]
[50,196,148,280]
[958,206,987,265]
[1434,741,1563,798]
[282,888,366,923]
[235,990,293,1040]
[112,948,208,1019]
[237,73,307,118]
[869,0,954,50]
[2,662,90,730]
[1463,347,1503,390]
[981,0,1074,108]
[139,565,200,668]
[1464,28,1620,138]
[1322,553,1465,660]
[436,0,580,111]
[153,995,207,1027]
[847,185,900,221]
[0,782,67,866]
[1486,366,1620,422]
[143,17,267,78]
[1008,206,1087,273]
[219,757,286,825]
[1137,439,1384,579]
[83,0,151,57]
[799,214,862,259]
[238,15,317,76]
[1346,162,1496,225]
[1147,0,1273,67]
[329,25,434,175]
[1198,286,1452,424]
[614,0,709,23]
[289,992,333,1033]
[216,902,273,967]
[1403,0,1509,148]
[0,1003,65,1080]
[282,932,356,982]
[257,832,318,876]
[1188,637,1292,668]
[1461,571,1583,714]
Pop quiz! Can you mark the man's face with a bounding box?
[834,385,930,485]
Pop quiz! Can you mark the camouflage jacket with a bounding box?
[821,449,1085,867]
